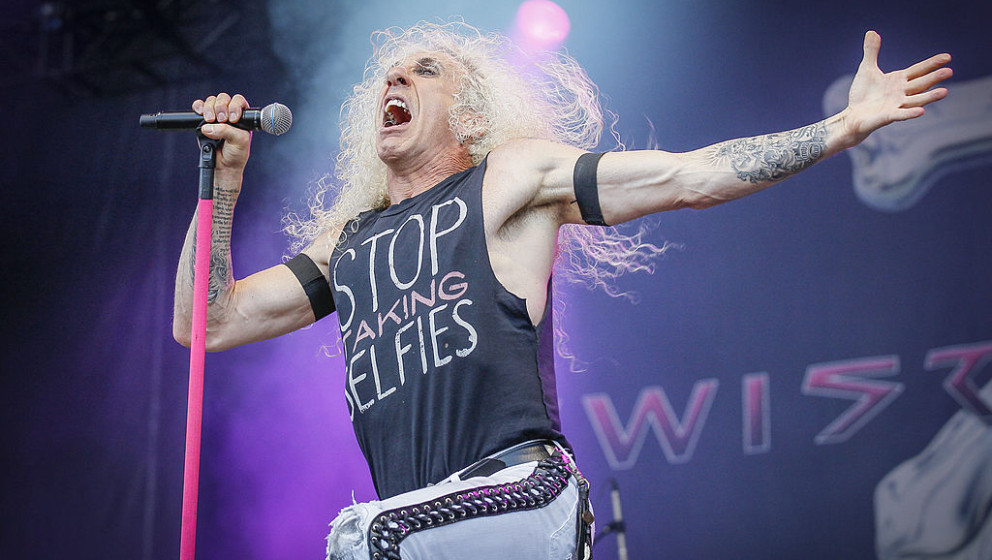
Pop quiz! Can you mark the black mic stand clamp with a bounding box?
[601,520,627,535]
[196,131,222,201]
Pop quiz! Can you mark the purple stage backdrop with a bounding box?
[2,1,990,560]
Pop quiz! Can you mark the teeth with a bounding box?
[383,98,411,127]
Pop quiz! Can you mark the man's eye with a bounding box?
[415,66,438,77]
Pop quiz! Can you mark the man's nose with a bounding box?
[386,66,409,87]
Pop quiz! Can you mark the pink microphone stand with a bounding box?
[179,132,222,560]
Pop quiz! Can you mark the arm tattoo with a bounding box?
[187,186,238,304]
[710,123,827,184]
[207,249,234,303]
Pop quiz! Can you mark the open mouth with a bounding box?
[383,98,412,127]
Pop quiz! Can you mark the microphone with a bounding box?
[609,478,628,560]
[139,102,293,136]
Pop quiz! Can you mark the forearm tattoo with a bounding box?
[187,187,238,304]
[710,123,827,184]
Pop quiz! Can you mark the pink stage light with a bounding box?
[515,0,571,49]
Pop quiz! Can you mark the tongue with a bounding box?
[385,105,411,127]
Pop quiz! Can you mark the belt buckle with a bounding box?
[460,440,553,480]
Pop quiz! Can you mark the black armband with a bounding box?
[573,152,609,226]
[284,253,335,320]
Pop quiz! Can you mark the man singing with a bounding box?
[172,21,952,560]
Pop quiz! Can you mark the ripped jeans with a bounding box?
[326,447,591,560]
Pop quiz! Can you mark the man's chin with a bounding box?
[377,134,409,161]
[376,144,409,166]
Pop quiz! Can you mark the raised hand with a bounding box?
[844,31,952,145]
[192,92,253,173]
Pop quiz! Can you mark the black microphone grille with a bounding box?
[260,103,293,135]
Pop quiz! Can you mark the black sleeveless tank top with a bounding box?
[329,159,567,499]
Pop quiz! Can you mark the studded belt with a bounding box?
[367,446,582,560]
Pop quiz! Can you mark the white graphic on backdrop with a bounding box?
[823,74,992,212]
[874,342,992,560]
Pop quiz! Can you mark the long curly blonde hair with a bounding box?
[286,20,670,365]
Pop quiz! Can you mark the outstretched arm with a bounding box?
[495,31,952,226]
[595,31,952,224]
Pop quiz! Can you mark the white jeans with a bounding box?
[326,453,586,560]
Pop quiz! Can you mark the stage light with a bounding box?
[515,0,570,48]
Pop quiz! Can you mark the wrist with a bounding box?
[838,108,874,150]
[827,109,863,153]
[213,168,244,195]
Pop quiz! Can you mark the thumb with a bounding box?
[861,30,881,69]
[199,122,250,143]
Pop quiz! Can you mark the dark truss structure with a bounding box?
[0,0,283,99]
